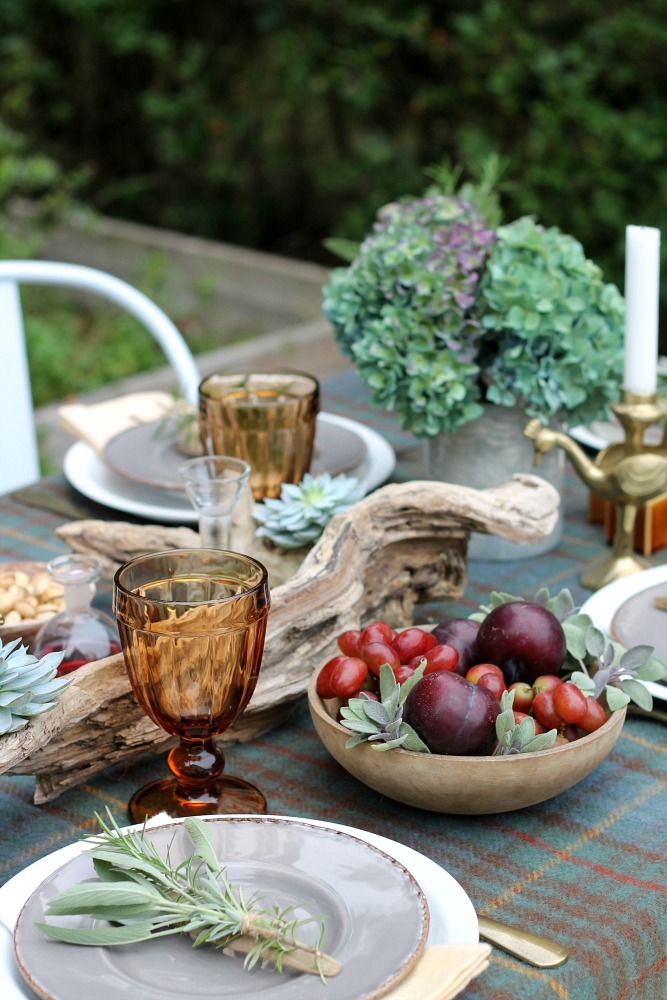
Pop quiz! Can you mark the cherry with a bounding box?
[477,671,506,700]
[508,681,535,713]
[532,674,563,695]
[466,663,504,684]
[552,682,588,725]
[361,641,401,677]
[391,628,437,663]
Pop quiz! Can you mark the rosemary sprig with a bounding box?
[35,810,339,981]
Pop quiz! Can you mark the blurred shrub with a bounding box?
[1,0,666,316]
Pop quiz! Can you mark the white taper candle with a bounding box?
[623,224,661,394]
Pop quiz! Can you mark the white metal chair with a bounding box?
[0,260,201,493]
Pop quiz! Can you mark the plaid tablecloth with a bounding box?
[1,372,666,1000]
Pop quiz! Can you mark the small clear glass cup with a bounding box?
[178,455,250,549]
[198,369,320,501]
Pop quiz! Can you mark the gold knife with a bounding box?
[477,915,568,968]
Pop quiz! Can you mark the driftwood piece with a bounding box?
[2,474,558,802]
[55,484,307,587]
[55,520,200,577]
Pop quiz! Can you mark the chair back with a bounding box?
[0,260,201,493]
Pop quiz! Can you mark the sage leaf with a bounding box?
[357,698,389,723]
[605,685,631,710]
[35,919,169,947]
[184,817,220,871]
[620,678,653,711]
[400,723,431,753]
[45,882,161,915]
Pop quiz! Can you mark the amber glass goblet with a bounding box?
[198,369,320,500]
[113,548,270,822]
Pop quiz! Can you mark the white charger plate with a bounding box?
[63,412,395,525]
[0,815,477,1000]
[580,565,667,705]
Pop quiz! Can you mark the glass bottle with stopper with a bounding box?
[33,554,120,674]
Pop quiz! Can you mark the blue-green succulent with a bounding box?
[253,472,364,549]
[0,638,68,735]
[323,195,624,437]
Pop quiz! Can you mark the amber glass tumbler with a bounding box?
[113,548,270,822]
[198,370,320,500]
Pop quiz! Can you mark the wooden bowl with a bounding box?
[307,670,626,814]
[0,562,64,650]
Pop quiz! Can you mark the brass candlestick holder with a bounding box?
[524,391,667,591]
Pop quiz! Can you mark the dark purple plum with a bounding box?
[475,601,566,685]
[403,671,500,755]
[432,618,480,675]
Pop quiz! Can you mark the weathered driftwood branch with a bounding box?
[2,474,558,802]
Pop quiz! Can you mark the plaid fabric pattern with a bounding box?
[0,372,665,999]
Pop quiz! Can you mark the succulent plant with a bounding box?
[253,472,364,549]
[0,637,69,735]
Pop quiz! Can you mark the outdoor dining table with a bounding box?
[0,369,666,1000]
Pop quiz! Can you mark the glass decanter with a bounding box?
[33,554,120,675]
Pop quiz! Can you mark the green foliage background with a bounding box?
[1,0,667,319]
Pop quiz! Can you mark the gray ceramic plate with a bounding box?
[14,817,429,1000]
[103,415,366,491]
[611,581,667,662]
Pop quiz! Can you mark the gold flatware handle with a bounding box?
[477,915,568,968]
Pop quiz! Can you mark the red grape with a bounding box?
[392,663,416,684]
[422,644,459,675]
[337,629,362,657]
[328,656,369,698]
[552,682,588,725]
[578,697,608,733]
[360,621,393,647]
[532,689,561,730]
[362,641,401,677]
[391,627,437,663]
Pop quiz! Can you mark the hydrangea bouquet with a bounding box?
[323,178,625,439]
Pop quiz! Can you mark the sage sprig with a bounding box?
[470,586,667,711]
[493,690,558,756]
[568,627,665,712]
[36,810,339,981]
[340,662,430,752]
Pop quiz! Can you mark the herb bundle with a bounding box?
[36,811,339,981]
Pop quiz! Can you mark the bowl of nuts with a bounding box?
[0,562,66,648]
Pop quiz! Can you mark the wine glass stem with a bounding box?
[198,513,232,549]
[168,737,225,799]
